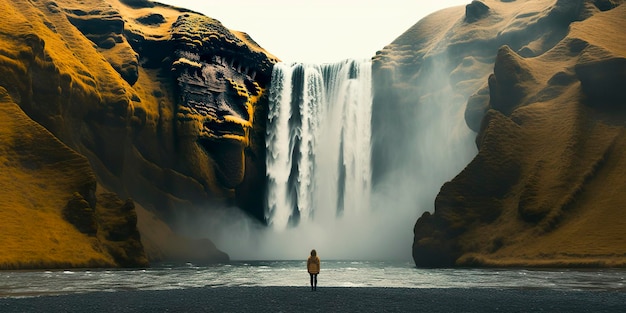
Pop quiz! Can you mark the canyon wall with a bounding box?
[0,0,275,268]
[374,0,626,267]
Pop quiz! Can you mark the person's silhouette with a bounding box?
[307,249,320,291]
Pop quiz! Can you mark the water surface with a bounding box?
[2,261,625,298]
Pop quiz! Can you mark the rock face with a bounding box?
[0,88,147,269]
[0,0,275,268]
[167,13,275,222]
[374,0,626,267]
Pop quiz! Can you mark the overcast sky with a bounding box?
[156,1,470,63]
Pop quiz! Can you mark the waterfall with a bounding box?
[188,56,476,261]
[266,59,372,230]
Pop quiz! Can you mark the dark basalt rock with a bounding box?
[119,0,155,9]
[64,192,98,236]
[465,1,490,23]
[136,13,166,26]
[488,46,536,115]
[160,237,230,263]
[96,191,148,267]
[593,0,622,11]
[412,212,458,267]
[465,87,490,133]
[576,54,626,107]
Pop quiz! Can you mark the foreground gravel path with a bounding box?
[1,287,625,312]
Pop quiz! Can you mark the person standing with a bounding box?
[307,249,320,291]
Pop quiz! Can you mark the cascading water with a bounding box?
[266,60,372,230]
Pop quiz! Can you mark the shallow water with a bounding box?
[1,261,625,298]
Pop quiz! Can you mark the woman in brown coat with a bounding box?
[307,249,320,291]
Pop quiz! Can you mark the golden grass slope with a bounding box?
[0,0,155,269]
[0,87,126,269]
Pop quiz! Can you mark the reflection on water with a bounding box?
[1,261,625,298]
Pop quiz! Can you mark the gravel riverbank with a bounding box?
[2,286,625,312]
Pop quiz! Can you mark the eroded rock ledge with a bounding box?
[168,14,275,222]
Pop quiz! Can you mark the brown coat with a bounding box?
[307,256,320,274]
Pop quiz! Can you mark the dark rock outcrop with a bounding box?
[95,190,148,267]
[489,46,537,115]
[465,1,490,23]
[160,13,275,222]
[120,0,155,9]
[64,192,98,236]
[136,13,166,26]
[575,54,626,106]
[169,14,274,211]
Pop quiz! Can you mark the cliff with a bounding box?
[0,0,273,268]
[374,0,626,267]
[0,88,146,268]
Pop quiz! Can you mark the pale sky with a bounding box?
[156,1,470,63]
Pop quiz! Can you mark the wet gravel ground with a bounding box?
[1,287,625,312]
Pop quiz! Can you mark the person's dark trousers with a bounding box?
[310,274,318,291]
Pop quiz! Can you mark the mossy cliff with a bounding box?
[0,0,275,268]
[374,0,626,267]
[0,88,146,268]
